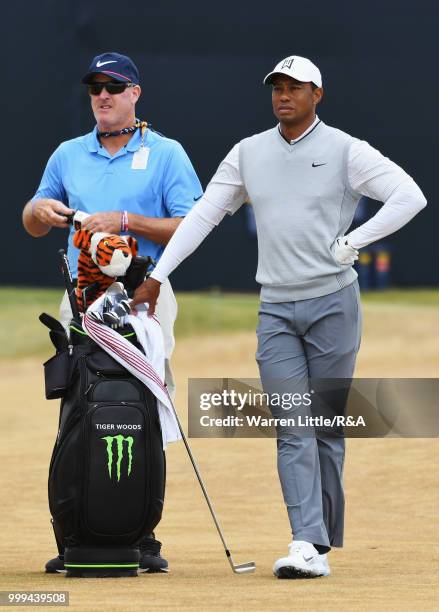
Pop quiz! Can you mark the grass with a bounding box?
[0,288,65,360]
[0,287,438,359]
[360,288,439,306]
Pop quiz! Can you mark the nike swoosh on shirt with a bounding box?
[96,60,118,67]
[312,162,327,167]
[194,195,203,201]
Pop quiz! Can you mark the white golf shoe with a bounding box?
[273,540,331,579]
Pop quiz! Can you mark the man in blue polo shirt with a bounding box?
[22,51,203,575]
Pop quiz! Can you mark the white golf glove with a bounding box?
[332,235,359,265]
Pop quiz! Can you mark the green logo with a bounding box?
[101,435,134,482]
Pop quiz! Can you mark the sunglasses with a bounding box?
[87,82,136,96]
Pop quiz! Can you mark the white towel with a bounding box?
[82,293,181,449]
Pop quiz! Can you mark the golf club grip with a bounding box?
[59,249,81,322]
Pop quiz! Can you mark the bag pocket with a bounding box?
[44,351,72,399]
[83,403,150,537]
[86,351,128,376]
[91,380,141,402]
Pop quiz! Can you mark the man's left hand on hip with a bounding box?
[331,235,359,265]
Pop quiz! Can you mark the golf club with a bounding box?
[165,389,256,575]
[59,249,81,324]
[81,282,99,312]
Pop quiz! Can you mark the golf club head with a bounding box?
[81,282,99,311]
[102,311,121,326]
[105,281,126,298]
[102,300,131,327]
[103,296,113,313]
[227,554,256,574]
[88,311,104,324]
[232,561,256,574]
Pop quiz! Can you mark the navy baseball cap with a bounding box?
[81,52,140,84]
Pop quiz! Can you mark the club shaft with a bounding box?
[59,249,81,323]
[167,392,231,555]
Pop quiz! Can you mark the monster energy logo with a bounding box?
[101,435,134,482]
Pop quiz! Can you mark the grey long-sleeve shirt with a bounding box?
[151,118,426,299]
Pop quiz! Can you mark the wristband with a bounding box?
[120,210,129,232]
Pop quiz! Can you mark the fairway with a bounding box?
[0,289,438,610]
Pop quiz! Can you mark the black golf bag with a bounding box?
[42,257,165,577]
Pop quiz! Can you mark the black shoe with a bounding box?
[45,554,66,574]
[139,537,168,573]
[45,541,169,574]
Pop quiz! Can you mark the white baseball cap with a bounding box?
[263,55,322,88]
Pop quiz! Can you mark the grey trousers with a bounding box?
[256,281,362,550]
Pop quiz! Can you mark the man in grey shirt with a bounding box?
[131,56,426,578]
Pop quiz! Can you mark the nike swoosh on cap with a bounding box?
[96,60,118,67]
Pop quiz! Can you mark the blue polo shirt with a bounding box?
[33,125,203,277]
